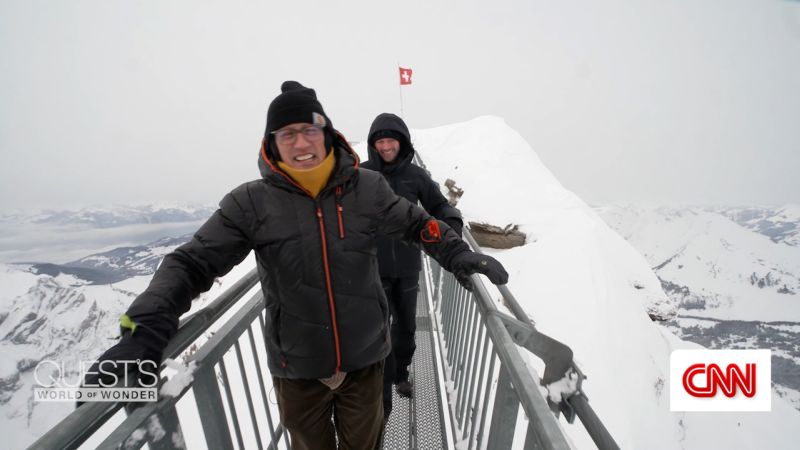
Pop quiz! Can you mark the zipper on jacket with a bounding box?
[316,206,342,373]
[335,186,345,239]
[260,140,359,374]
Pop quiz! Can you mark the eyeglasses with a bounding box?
[271,125,324,145]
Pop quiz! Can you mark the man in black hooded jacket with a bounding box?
[82,82,507,450]
[362,113,463,418]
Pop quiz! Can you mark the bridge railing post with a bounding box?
[486,367,520,450]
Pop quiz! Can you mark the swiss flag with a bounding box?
[399,67,413,85]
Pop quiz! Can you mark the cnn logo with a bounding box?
[670,349,771,412]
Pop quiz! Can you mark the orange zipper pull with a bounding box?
[337,204,344,239]
[335,186,344,239]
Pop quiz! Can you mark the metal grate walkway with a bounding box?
[382,274,448,449]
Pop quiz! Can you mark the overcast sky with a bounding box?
[1,0,799,212]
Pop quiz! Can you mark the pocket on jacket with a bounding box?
[339,295,386,356]
[278,309,330,359]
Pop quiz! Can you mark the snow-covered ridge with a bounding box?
[0,231,194,448]
[595,203,800,414]
[0,235,253,449]
[595,204,800,322]
[0,263,138,447]
[360,116,799,449]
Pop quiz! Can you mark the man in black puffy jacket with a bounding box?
[83,82,507,450]
[362,113,463,418]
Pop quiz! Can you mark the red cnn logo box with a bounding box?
[670,349,771,412]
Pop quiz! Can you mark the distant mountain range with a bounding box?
[714,205,800,247]
[0,231,194,448]
[26,235,194,284]
[0,203,216,228]
[0,203,215,265]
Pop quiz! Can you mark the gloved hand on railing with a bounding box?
[444,218,463,238]
[450,251,508,291]
[78,315,170,407]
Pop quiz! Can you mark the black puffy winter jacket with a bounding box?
[125,132,468,379]
[362,113,463,278]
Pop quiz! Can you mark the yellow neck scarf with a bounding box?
[278,150,336,198]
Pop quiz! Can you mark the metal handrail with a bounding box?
[426,249,571,449]
[28,268,261,450]
[412,150,618,449]
[93,292,275,450]
[427,226,619,449]
[462,229,619,448]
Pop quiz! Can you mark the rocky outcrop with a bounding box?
[0,370,21,404]
[444,179,464,207]
[749,271,781,288]
[468,222,526,249]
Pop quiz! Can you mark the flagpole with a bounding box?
[398,62,405,118]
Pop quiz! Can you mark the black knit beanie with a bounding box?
[264,81,334,159]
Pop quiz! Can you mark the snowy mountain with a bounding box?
[0,265,145,447]
[595,205,800,322]
[715,205,800,247]
[0,233,195,449]
[372,116,799,449]
[0,220,259,449]
[3,117,798,449]
[24,234,194,284]
[594,204,800,412]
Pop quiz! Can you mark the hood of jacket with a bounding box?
[258,130,360,196]
[365,113,415,173]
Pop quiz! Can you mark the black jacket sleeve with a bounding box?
[125,193,253,339]
[373,175,468,271]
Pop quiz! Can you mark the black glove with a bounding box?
[79,316,169,407]
[450,251,508,291]
[444,218,463,238]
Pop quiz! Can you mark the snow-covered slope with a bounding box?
[596,205,800,322]
[0,232,236,449]
[594,204,800,412]
[0,264,141,448]
[355,116,800,449]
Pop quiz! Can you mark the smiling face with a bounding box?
[274,123,328,170]
[374,137,401,163]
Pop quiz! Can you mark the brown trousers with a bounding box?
[273,361,384,450]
